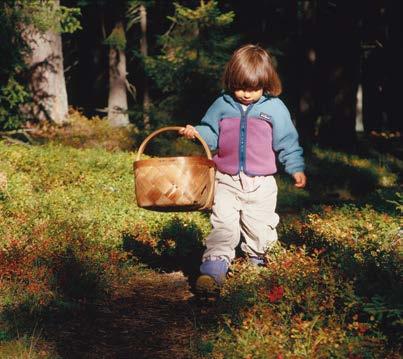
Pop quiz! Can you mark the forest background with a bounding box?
[1,0,401,151]
[0,1,402,358]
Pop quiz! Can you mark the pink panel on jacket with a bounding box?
[244,117,276,175]
[214,118,240,175]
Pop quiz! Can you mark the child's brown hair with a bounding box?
[223,44,282,96]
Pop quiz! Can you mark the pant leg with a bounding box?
[202,172,242,264]
[239,175,279,257]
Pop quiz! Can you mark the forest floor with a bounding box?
[44,270,204,359]
[1,119,401,358]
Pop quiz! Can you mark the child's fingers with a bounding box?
[180,125,197,139]
[293,172,307,188]
[183,130,194,138]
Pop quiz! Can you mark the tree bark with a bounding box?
[107,22,129,127]
[140,4,150,129]
[22,3,69,125]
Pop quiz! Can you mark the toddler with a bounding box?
[180,44,306,294]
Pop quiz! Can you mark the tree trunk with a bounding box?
[107,22,129,127]
[22,5,69,125]
[140,4,150,129]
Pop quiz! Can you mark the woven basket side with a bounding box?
[134,158,214,210]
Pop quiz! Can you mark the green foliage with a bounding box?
[387,192,403,214]
[167,1,235,37]
[0,1,81,131]
[0,336,58,358]
[142,0,238,129]
[59,6,82,34]
[17,0,82,34]
[0,3,28,76]
[276,175,310,210]
[104,22,127,50]
[363,295,402,325]
[207,247,390,358]
[126,0,142,30]
[308,147,398,197]
[0,132,401,357]
[279,204,402,345]
[0,77,30,130]
[271,145,399,212]
[126,0,154,30]
[0,3,30,131]
[280,204,400,274]
[195,146,401,357]
[0,139,209,321]
[35,109,138,151]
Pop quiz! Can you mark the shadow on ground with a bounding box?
[43,271,206,359]
[122,217,206,292]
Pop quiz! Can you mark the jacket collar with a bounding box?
[222,92,271,109]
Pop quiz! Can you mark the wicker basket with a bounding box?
[133,126,215,212]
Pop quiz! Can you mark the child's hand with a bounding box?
[179,125,198,139]
[293,172,306,188]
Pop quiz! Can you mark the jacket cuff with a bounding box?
[286,165,305,175]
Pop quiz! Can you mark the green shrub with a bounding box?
[1,136,401,357]
[0,77,30,131]
[0,140,210,331]
[30,109,138,151]
[207,247,390,358]
[307,147,398,198]
[0,336,58,359]
[280,204,402,344]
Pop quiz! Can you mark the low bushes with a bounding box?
[1,129,401,357]
[0,140,209,338]
[27,109,138,151]
[208,247,389,358]
[308,147,399,197]
[202,203,401,358]
[281,204,402,343]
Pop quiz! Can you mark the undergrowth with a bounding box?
[0,115,401,357]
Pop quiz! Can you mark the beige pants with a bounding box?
[202,171,279,264]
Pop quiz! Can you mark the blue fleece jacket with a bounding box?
[195,93,305,175]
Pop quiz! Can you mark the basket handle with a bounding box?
[135,126,213,161]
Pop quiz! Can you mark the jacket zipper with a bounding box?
[237,103,254,173]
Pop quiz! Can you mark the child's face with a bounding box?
[234,88,263,105]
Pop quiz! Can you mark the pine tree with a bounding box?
[144,0,238,128]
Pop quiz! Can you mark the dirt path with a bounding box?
[46,271,203,358]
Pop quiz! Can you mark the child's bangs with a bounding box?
[231,67,268,91]
[234,75,264,91]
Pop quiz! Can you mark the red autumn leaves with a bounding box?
[267,285,284,303]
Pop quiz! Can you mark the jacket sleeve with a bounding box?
[194,97,223,150]
[270,98,305,175]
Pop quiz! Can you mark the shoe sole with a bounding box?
[195,275,220,299]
